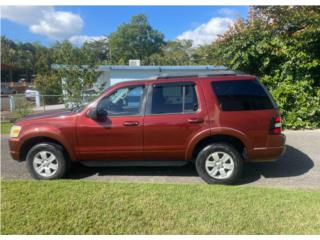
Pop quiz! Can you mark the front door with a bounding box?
[76,85,146,161]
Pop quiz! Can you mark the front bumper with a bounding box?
[9,138,21,161]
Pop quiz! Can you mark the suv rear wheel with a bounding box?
[195,143,243,184]
[26,143,68,180]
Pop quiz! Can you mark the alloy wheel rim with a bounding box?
[33,151,58,177]
[205,151,234,179]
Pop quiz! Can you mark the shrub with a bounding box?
[203,6,320,129]
[33,73,63,105]
[12,96,33,120]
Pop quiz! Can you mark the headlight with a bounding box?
[10,125,22,138]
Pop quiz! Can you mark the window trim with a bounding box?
[145,82,200,116]
[97,84,147,117]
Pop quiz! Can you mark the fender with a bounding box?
[18,124,76,161]
[210,127,251,149]
[185,129,211,161]
[185,127,251,161]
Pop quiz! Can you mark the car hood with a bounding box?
[16,109,76,123]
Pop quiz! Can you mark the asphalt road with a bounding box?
[1,130,320,189]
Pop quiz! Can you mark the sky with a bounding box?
[1,6,249,47]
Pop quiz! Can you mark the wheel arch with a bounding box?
[187,133,249,162]
[19,136,73,162]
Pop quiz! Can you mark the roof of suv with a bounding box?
[112,73,257,88]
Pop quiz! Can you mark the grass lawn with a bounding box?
[0,122,12,135]
[1,180,320,234]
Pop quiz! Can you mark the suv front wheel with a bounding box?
[26,143,68,180]
[195,143,243,184]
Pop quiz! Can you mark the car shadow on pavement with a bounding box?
[67,145,314,184]
[237,145,314,185]
[67,162,199,179]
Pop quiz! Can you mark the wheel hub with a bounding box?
[205,151,235,180]
[32,151,59,177]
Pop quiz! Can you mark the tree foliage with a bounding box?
[1,36,35,70]
[202,6,320,129]
[82,38,110,64]
[33,73,62,104]
[1,11,319,128]
[108,14,165,64]
[148,40,194,65]
[51,41,100,106]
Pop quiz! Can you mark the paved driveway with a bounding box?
[1,130,320,189]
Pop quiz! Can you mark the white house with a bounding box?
[52,64,231,106]
[92,65,229,91]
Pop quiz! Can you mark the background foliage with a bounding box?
[1,6,319,128]
[200,6,320,129]
[108,14,165,65]
[33,73,62,105]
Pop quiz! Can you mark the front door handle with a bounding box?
[187,118,204,124]
[123,121,139,127]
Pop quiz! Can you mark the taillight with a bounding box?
[270,116,282,134]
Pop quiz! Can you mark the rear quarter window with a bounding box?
[211,80,274,111]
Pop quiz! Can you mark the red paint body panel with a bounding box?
[9,111,78,161]
[9,74,286,163]
[143,79,210,161]
[76,114,144,160]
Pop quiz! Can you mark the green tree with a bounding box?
[148,40,193,65]
[108,14,165,64]
[51,40,100,106]
[33,43,53,74]
[192,44,213,65]
[82,38,109,64]
[202,6,320,129]
[33,73,62,104]
[1,38,35,70]
[1,36,18,66]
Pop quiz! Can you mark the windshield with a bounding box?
[69,88,108,113]
[70,104,88,113]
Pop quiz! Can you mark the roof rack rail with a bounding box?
[156,70,238,79]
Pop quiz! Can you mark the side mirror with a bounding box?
[87,107,98,120]
[87,107,108,121]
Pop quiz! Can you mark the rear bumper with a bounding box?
[247,134,286,162]
[9,138,21,161]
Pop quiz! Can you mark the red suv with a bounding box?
[9,73,286,184]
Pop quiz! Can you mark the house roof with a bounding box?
[52,64,228,72]
[97,65,228,71]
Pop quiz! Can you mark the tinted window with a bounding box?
[98,86,144,116]
[151,83,198,114]
[211,80,274,111]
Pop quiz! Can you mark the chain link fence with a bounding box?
[1,92,99,121]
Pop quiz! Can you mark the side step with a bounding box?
[80,160,188,167]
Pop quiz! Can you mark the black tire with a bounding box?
[195,143,243,184]
[26,143,68,180]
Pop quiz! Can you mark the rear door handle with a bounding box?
[187,118,204,124]
[123,121,139,126]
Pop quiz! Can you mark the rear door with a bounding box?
[143,80,209,161]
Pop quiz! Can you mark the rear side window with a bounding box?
[211,80,274,111]
[151,83,198,114]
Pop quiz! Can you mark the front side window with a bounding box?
[97,85,145,116]
[151,83,198,114]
